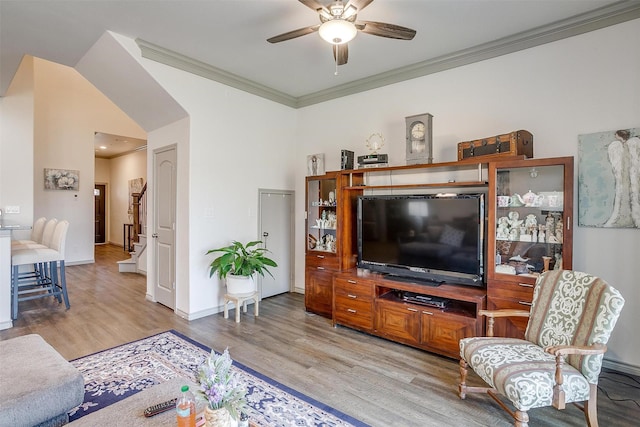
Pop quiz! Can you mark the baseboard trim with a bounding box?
[603,358,640,376]
[0,320,13,331]
[66,259,94,266]
[183,306,221,321]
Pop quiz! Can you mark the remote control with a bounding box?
[143,398,178,417]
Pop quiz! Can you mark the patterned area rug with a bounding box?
[68,330,368,426]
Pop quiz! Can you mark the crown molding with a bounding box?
[136,39,298,108]
[138,1,640,109]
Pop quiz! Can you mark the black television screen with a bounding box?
[357,193,486,287]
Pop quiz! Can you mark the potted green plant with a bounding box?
[207,240,277,294]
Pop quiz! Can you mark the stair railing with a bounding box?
[132,182,147,244]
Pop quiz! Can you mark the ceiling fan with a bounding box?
[267,0,416,66]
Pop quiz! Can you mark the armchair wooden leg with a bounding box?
[583,384,599,427]
[514,410,529,427]
[459,359,468,399]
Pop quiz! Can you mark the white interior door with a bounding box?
[258,190,293,298]
[153,145,177,309]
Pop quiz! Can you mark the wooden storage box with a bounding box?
[457,130,533,161]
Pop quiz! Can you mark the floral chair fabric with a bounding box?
[459,270,625,415]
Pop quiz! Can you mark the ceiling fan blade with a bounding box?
[267,25,320,43]
[332,44,349,66]
[357,21,416,40]
[347,0,374,13]
[299,0,330,15]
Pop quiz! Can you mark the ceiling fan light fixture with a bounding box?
[319,19,357,45]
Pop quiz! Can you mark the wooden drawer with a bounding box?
[487,279,534,302]
[334,295,373,331]
[306,253,339,270]
[334,277,373,299]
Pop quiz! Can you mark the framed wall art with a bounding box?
[578,127,640,228]
[44,168,79,191]
[307,153,325,176]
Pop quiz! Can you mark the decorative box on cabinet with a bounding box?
[487,156,573,338]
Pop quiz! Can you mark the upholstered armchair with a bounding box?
[458,270,625,427]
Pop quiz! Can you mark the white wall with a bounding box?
[295,19,640,369]
[32,57,146,264]
[95,158,110,183]
[139,58,298,319]
[0,56,34,240]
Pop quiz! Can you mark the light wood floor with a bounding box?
[1,244,638,426]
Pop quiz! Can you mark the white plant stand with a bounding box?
[223,291,259,323]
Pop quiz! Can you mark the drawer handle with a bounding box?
[422,311,433,315]
[518,283,534,288]
[407,307,418,312]
[316,266,325,270]
[347,294,357,299]
[347,309,357,313]
[347,280,357,284]
[519,301,532,306]
[316,255,325,259]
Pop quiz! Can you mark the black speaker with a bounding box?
[341,150,354,170]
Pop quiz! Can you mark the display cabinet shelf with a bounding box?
[487,156,573,338]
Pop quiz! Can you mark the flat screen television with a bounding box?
[357,193,486,287]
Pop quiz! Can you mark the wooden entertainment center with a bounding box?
[305,156,573,359]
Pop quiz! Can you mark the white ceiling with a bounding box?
[1,1,639,105]
[94,132,146,159]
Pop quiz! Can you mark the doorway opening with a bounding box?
[93,132,147,250]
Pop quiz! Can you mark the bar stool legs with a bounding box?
[10,260,70,320]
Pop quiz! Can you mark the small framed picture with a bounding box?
[307,153,325,176]
[44,168,79,191]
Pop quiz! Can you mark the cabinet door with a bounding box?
[374,300,420,346]
[306,174,338,255]
[488,157,573,285]
[420,310,476,357]
[305,268,334,318]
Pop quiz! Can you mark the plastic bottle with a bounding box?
[239,412,249,427]
[176,385,196,427]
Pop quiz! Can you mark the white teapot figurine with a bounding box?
[510,193,525,207]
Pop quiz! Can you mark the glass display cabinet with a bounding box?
[306,174,338,254]
[305,172,339,317]
[487,156,574,337]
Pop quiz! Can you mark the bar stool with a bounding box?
[11,217,47,247]
[223,291,259,323]
[11,220,70,319]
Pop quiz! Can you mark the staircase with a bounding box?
[117,235,147,274]
[118,182,147,275]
